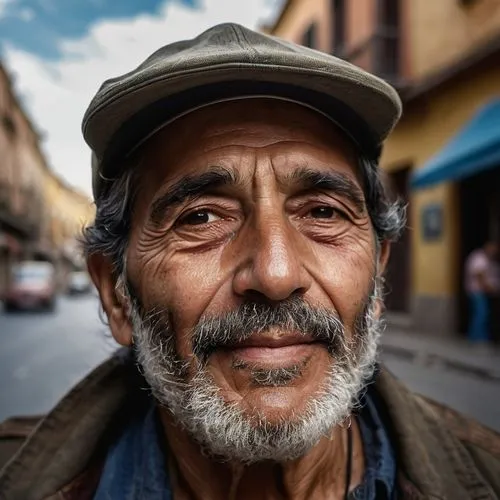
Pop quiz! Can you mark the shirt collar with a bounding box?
[94,404,171,500]
[351,384,397,500]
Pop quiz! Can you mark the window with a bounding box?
[2,114,15,137]
[334,0,401,85]
[379,0,399,31]
[302,23,317,49]
[0,182,9,209]
[376,0,400,81]
[332,0,345,54]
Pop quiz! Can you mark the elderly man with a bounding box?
[1,23,499,500]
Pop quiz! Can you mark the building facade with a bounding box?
[44,172,95,288]
[0,63,95,297]
[266,0,500,337]
[0,64,47,296]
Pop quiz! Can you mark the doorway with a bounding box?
[458,166,500,339]
[385,166,411,313]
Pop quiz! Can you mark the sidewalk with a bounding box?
[381,327,500,381]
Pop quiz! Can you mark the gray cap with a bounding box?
[83,23,402,198]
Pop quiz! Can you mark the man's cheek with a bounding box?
[148,271,221,355]
[313,252,374,327]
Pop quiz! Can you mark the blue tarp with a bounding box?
[411,98,500,189]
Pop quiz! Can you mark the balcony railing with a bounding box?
[335,27,402,87]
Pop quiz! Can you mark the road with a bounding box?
[0,295,499,432]
[0,294,116,422]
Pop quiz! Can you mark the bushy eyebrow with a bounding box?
[149,165,366,224]
[287,167,366,214]
[149,167,237,225]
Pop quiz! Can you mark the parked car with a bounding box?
[4,261,57,312]
[66,271,92,295]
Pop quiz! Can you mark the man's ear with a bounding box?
[377,240,391,276]
[87,254,133,347]
[373,240,391,319]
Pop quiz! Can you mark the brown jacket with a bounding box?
[0,351,499,500]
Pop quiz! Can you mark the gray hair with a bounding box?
[83,163,137,277]
[82,155,406,275]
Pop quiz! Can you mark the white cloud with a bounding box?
[0,0,16,18]
[0,1,34,21]
[3,0,282,196]
[18,6,34,21]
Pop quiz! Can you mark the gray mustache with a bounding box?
[191,298,346,361]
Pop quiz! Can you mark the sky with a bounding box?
[0,0,283,196]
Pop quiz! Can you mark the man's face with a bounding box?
[96,99,388,461]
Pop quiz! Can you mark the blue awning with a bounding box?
[411,99,500,189]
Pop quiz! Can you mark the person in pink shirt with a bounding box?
[464,241,500,342]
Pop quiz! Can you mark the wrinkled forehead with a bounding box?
[136,98,360,187]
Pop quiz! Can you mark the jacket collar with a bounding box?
[0,349,135,500]
[0,351,494,499]
[375,366,496,499]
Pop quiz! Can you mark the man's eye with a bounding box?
[177,210,221,226]
[309,206,339,219]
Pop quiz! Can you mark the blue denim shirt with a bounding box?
[352,387,397,499]
[94,385,396,500]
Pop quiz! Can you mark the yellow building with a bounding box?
[0,63,50,294]
[267,0,500,336]
[44,173,94,249]
[1,61,95,294]
[42,169,95,285]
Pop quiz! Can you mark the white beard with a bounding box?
[130,285,383,464]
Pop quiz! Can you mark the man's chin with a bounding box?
[149,351,363,464]
[207,367,334,427]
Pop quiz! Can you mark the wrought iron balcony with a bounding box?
[334,27,402,88]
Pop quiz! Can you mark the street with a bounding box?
[0,294,115,422]
[0,296,499,432]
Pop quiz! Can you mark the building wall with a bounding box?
[0,70,14,197]
[0,63,94,296]
[270,0,419,83]
[382,62,500,333]
[345,0,374,48]
[271,0,332,51]
[0,71,24,222]
[270,0,500,83]
[408,0,500,80]
[45,176,94,245]
[271,0,377,54]
[0,69,46,234]
[0,65,47,296]
[40,170,94,288]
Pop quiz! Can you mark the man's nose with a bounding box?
[232,214,312,302]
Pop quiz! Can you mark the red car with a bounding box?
[4,261,57,312]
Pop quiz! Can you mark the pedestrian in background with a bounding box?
[465,241,500,344]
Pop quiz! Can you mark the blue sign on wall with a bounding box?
[421,203,444,242]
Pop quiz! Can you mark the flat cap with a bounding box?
[83,22,402,198]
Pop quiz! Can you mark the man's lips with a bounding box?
[233,333,317,349]
[222,334,325,364]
